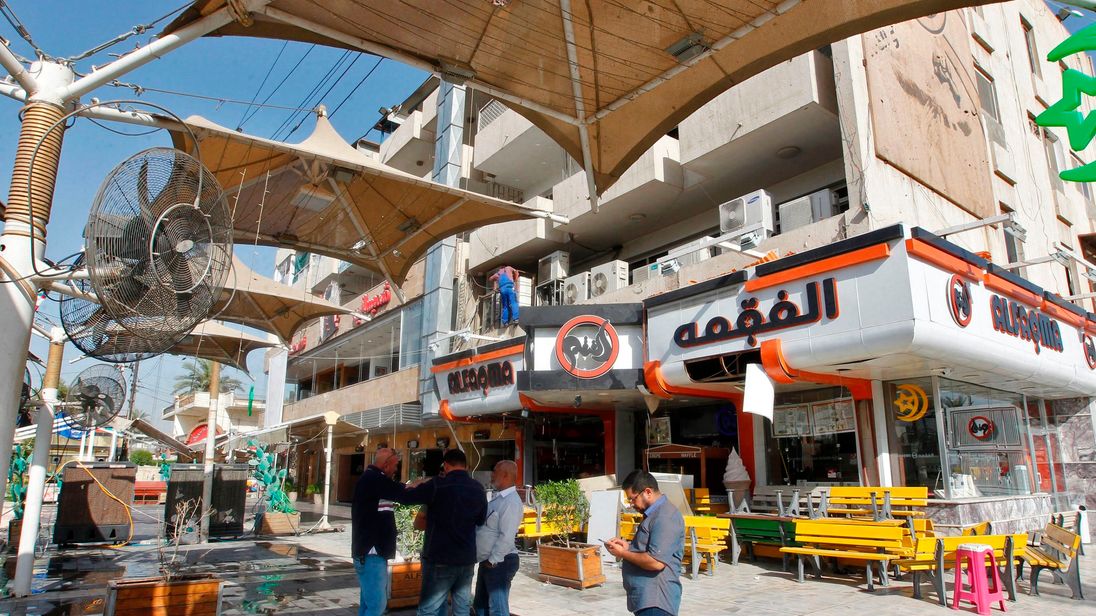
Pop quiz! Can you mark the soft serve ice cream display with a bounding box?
[722,448,751,503]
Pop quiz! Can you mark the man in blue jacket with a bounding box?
[351,447,405,616]
[401,448,488,616]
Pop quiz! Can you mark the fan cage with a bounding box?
[62,364,128,430]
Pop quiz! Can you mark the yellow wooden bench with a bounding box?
[894,533,1026,605]
[684,488,730,516]
[1021,523,1083,599]
[780,519,909,590]
[825,486,928,521]
[517,506,583,539]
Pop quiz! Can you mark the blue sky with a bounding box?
[0,1,426,425]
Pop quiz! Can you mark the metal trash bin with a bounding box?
[53,462,136,544]
[165,463,249,538]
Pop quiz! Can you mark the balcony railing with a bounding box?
[342,403,423,430]
[477,99,508,130]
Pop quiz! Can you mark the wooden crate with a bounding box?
[105,575,223,616]
[537,543,605,589]
[387,560,422,609]
[260,511,300,536]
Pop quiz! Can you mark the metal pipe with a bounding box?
[870,380,893,487]
[109,429,118,462]
[0,79,27,101]
[199,361,221,542]
[559,0,600,213]
[75,105,183,131]
[320,421,334,530]
[56,0,274,101]
[4,102,66,236]
[0,41,36,96]
[14,327,64,596]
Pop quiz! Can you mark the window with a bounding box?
[1022,18,1041,78]
[974,67,1000,123]
[1000,205,1025,271]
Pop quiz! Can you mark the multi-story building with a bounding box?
[272,2,1096,532]
[162,391,266,447]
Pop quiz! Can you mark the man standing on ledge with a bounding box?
[604,470,685,616]
[473,460,523,616]
[402,448,488,616]
[489,265,520,326]
[351,448,405,616]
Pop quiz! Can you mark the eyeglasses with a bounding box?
[626,490,646,503]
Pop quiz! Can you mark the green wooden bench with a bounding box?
[721,513,796,570]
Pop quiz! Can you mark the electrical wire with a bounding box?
[107,80,321,113]
[280,52,362,142]
[0,0,46,59]
[75,461,134,547]
[328,57,385,119]
[86,117,161,137]
[64,0,192,63]
[238,45,316,130]
[236,41,289,129]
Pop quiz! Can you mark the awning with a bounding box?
[167,320,276,373]
[169,113,563,286]
[215,255,349,344]
[207,410,365,450]
[166,0,994,199]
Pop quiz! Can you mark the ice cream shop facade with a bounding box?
[433,224,1096,533]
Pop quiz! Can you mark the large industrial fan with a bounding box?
[61,364,127,432]
[83,147,233,347]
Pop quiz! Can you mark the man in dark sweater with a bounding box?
[401,448,487,616]
[352,447,405,616]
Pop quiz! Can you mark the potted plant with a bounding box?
[307,482,323,505]
[105,498,224,616]
[283,478,298,503]
[534,479,604,589]
[249,442,299,535]
[389,504,425,609]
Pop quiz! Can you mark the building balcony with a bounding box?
[282,366,420,422]
[472,105,569,195]
[380,108,435,177]
[467,196,565,271]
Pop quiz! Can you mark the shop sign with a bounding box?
[894,383,929,422]
[289,334,307,355]
[672,278,838,349]
[555,315,620,379]
[1084,334,1096,370]
[967,415,995,441]
[989,294,1063,354]
[447,360,515,396]
[354,283,393,326]
[947,275,972,327]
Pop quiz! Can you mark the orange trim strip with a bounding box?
[518,394,613,417]
[438,399,490,423]
[905,239,984,281]
[983,273,1042,308]
[760,340,872,399]
[1040,300,1085,329]
[641,361,739,400]
[744,244,891,292]
[430,344,525,374]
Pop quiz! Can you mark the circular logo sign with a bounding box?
[1084,334,1096,370]
[968,415,994,441]
[947,274,973,327]
[555,316,620,379]
[894,383,929,422]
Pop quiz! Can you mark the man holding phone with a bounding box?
[603,470,685,616]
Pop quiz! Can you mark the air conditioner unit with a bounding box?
[517,275,533,306]
[631,263,660,285]
[719,189,774,235]
[778,196,813,233]
[673,240,713,267]
[538,250,570,282]
[808,188,837,221]
[562,272,590,305]
[589,260,629,297]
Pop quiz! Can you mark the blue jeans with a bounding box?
[635,608,674,616]
[499,287,519,324]
[473,553,520,616]
[354,555,389,616]
[416,561,474,616]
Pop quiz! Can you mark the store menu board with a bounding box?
[772,404,812,437]
[812,399,856,435]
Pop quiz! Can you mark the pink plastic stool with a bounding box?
[951,543,1007,615]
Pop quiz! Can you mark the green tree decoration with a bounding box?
[7,443,33,520]
[158,452,172,481]
[249,440,295,514]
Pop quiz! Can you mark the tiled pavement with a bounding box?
[0,503,1092,615]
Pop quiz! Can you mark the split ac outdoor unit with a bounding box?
[538,250,570,282]
[589,260,629,297]
[809,188,837,221]
[778,196,813,234]
[673,239,713,267]
[563,272,590,305]
[631,263,660,285]
[719,189,774,249]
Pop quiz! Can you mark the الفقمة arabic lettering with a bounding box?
[673,278,838,348]
[562,320,613,368]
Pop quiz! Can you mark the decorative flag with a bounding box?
[248,385,255,416]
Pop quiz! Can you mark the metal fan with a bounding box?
[84,147,233,346]
[61,364,127,431]
[59,254,186,362]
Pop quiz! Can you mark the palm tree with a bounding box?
[172,359,244,396]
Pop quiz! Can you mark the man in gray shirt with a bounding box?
[473,460,523,616]
[605,470,685,616]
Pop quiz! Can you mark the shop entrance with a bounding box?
[764,392,861,486]
[528,414,606,483]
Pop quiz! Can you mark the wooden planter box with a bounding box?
[260,511,300,536]
[105,575,223,616]
[7,518,22,553]
[537,542,605,589]
[388,560,423,609]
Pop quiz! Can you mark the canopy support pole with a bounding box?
[559,0,600,213]
[326,178,407,303]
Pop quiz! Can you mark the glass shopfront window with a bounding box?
[764,388,861,486]
[884,377,942,494]
[938,379,1033,497]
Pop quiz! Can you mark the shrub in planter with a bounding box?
[389,504,425,609]
[534,479,604,589]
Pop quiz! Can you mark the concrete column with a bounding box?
[871,380,893,487]
[199,362,221,542]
